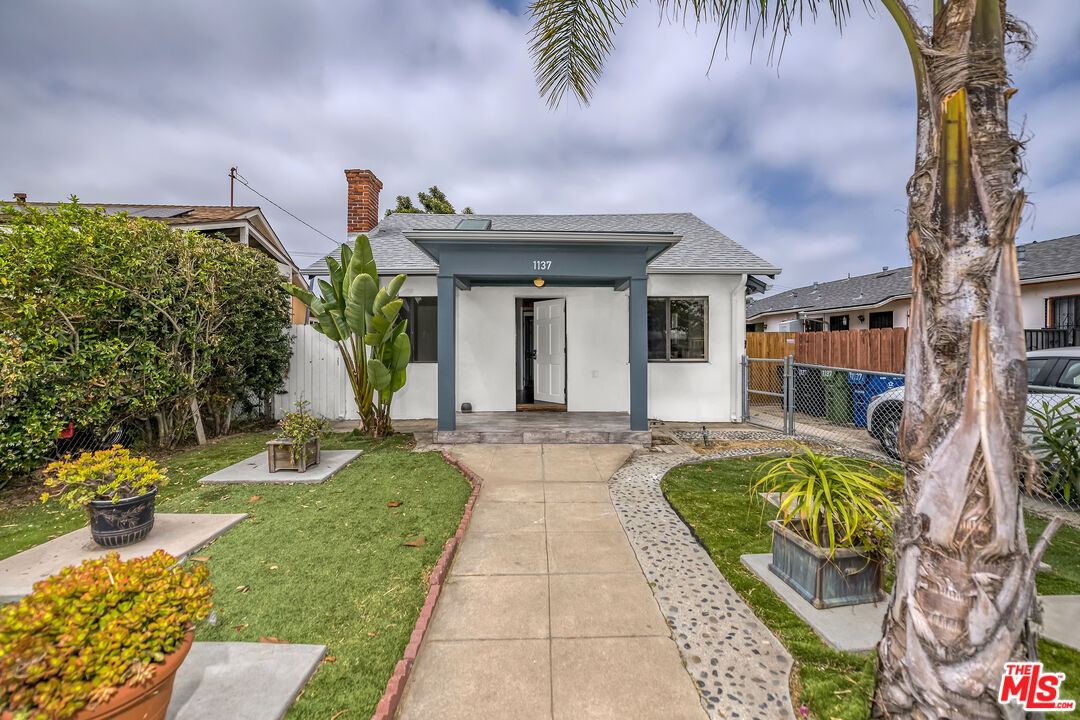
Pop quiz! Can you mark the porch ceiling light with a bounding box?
[533,277,545,287]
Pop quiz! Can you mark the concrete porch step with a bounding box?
[433,429,652,445]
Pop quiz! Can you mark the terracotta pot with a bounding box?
[72,630,193,720]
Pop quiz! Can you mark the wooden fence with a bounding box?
[746,328,908,374]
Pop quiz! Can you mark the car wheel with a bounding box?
[877,403,902,460]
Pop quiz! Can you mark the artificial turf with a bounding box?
[1,431,472,719]
[661,457,1080,719]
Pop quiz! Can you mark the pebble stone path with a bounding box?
[608,439,798,720]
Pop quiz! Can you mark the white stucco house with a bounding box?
[291,169,779,439]
[747,233,1080,349]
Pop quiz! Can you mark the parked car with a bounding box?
[866,348,1080,459]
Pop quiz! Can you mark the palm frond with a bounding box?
[529,0,859,108]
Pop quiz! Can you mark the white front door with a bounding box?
[533,298,566,403]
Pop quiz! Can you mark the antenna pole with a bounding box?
[229,167,237,207]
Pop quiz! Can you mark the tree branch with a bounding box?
[71,267,182,334]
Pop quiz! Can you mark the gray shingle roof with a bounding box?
[302,212,779,276]
[747,233,1080,320]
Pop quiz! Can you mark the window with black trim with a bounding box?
[1050,295,1080,328]
[401,297,437,362]
[829,315,849,331]
[869,311,893,329]
[648,297,707,361]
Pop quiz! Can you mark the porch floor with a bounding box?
[427,412,651,445]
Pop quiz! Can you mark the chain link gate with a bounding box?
[741,355,792,434]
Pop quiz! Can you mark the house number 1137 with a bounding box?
[533,260,552,270]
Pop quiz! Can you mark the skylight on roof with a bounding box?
[455,218,492,230]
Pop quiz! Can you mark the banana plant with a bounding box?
[282,235,410,437]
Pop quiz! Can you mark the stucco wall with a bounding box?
[1021,278,1080,329]
[382,273,745,422]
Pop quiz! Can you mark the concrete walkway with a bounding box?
[397,444,708,720]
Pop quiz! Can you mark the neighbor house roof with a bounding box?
[4,201,302,279]
[12,202,260,225]
[303,212,779,277]
[747,233,1080,320]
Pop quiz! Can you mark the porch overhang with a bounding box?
[402,230,681,435]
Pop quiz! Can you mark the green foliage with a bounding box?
[277,401,331,463]
[0,550,213,719]
[0,200,291,481]
[386,185,472,216]
[283,236,410,437]
[1029,397,1080,502]
[41,447,165,509]
[750,445,899,557]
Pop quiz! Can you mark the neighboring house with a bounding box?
[302,169,780,429]
[747,233,1080,348]
[5,195,310,324]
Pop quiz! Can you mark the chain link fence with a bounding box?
[742,355,1080,515]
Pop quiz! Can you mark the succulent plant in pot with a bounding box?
[0,550,213,720]
[41,447,167,548]
[750,445,900,608]
[268,400,331,473]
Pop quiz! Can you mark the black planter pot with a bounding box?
[88,488,158,548]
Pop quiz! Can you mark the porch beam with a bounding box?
[628,276,648,431]
[454,277,472,291]
[437,275,456,431]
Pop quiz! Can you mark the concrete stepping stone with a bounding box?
[199,449,362,484]
[0,513,246,602]
[1037,595,1080,652]
[741,553,886,653]
[167,641,325,720]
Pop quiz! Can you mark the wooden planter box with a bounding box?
[767,520,885,609]
[267,438,321,473]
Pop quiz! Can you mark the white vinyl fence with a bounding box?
[274,325,437,421]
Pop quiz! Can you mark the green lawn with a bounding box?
[1,431,473,719]
[662,457,1080,720]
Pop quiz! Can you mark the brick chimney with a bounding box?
[345,169,382,234]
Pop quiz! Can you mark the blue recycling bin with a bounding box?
[848,372,869,427]
[867,374,905,403]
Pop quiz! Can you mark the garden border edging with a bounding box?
[370,450,482,720]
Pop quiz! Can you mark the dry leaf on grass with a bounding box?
[236,585,250,593]
[324,656,337,662]
[259,636,289,644]
[249,495,261,502]
[403,536,426,547]
[191,556,210,562]
[387,501,402,507]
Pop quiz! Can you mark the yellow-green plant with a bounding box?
[750,446,900,558]
[41,446,165,509]
[0,550,213,719]
[277,400,331,463]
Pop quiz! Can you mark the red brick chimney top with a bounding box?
[345,169,382,234]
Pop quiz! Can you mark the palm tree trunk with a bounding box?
[873,1,1060,716]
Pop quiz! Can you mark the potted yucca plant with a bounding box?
[42,447,166,548]
[0,551,213,720]
[268,400,331,473]
[751,446,899,608]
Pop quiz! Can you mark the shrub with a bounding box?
[750,445,900,557]
[0,551,213,719]
[41,447,165,509]
[277,401,331,463]
[0,200,291,482]
[1029,397,1080,502]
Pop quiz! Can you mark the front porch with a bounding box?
[397,412,653,444]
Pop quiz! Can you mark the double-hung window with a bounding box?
[647,297,708,361]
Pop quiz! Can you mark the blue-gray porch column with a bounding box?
[628,277,648,431]
[437,275,456,431]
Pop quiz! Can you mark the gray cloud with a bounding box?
[1,0,1075,289]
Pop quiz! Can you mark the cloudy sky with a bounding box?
[2,1,1076,293]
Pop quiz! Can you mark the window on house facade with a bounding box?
[648,297,708,361]
[1050,295,1080,328]
[401,297,437,362]
[829,315,849,331]
[869,311,894,329]
[804,319,825,332]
